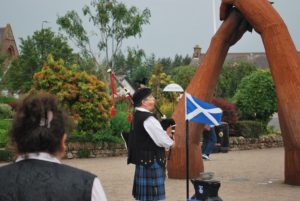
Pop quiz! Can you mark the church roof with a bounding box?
[190,51,300,68]
[225,52,269,68]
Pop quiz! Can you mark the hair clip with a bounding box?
[47,111,53,128]
[39,111,53,128]
[39,118,46,127]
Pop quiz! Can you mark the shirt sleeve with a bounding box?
[143,116,174,149]
[92,177,107,201]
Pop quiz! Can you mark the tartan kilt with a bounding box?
[132,161,166,201]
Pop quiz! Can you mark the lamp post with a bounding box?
[41,20,49,30]
[163,83,184,112]
[41,21,50,60]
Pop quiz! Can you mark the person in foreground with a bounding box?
[0,93,107,201]
[128,87,175,201]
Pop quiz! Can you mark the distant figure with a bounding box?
[202,124,217,160]
[0,93,107,201]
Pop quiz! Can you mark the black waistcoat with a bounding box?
[128,110,166,167]
[0,159,96,201]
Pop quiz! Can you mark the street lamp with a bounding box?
[41,20,50,60]
[41,20,50,30]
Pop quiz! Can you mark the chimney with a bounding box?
[193,44,201,58]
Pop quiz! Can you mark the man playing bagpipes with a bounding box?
[128,87,176,201]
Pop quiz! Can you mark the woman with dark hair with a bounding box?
[0,93,107,201]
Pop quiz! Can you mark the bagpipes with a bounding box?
[108,69,176,159]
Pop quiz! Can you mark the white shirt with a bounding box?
[136,107,174,149]
[16,152,107,201]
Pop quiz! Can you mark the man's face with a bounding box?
[141,94,155,111]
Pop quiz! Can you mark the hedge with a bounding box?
[236,120,266,138]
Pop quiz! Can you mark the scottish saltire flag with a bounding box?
[185,92,222,126]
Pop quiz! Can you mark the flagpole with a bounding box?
[212,0,217,34]
[184,92,190,200]
[186,119,189,200]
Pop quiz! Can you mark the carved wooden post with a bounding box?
[167,9,249,179]
[222,0,300,186]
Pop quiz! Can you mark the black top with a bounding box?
[0,159,96,201]
[128,110,166,167]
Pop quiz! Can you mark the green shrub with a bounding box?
[68,130,90,142]
[236,120,266,138]
[159,101,174,119]
[68,128,123,144]
[91,129,122,144]
[0,119,11,129]
[78,148,90,158]
[0,129,8,148]
[0,119,10,148]
[32,55,111,134]
[172,65,196,89]
[111,110,130,137]
[0,103,13,119]
[148,64,173,104]
[0,150,12,161]
[266,126,280,135]
[0,96,16,104]
[234,70,277,123]
[215,61,258,98]
[67,100,130,144]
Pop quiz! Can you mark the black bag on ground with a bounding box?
[190,179,223,201]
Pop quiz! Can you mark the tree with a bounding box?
[113,47,146,80]
[158,57,172,74]
[172,54,183,68]
[131,66,151,88]
[144,53,156,71]
[4,28,78,92]
[172,65,196,89]
[182,54,192,66]
[234,70,278,123]
[57,0,151,78]
[0,54,7,84]
[215,61,258,98]
[148,64,173,106]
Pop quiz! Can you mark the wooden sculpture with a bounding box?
[168,0,300,186]
[167,8,251,179]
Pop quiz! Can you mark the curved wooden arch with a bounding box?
[167,0,300,186]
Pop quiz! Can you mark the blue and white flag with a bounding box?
[185,92,222,126]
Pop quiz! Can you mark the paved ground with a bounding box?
[1,147,300,201]
[62,147,299,201]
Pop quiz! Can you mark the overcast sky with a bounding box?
[1,0,300,58]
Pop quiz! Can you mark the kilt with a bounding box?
[132,160,166,201]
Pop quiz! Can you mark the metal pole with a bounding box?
[212,0,217,34]
[41,20,49,30]
[41,20,49,59]
[186,119,190,200]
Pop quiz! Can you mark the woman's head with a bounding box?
[10,93,68,156]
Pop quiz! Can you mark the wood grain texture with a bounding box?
[168,0,300,185]
[167,9,249,179]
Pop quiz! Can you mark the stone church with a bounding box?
[0,24,19,75]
